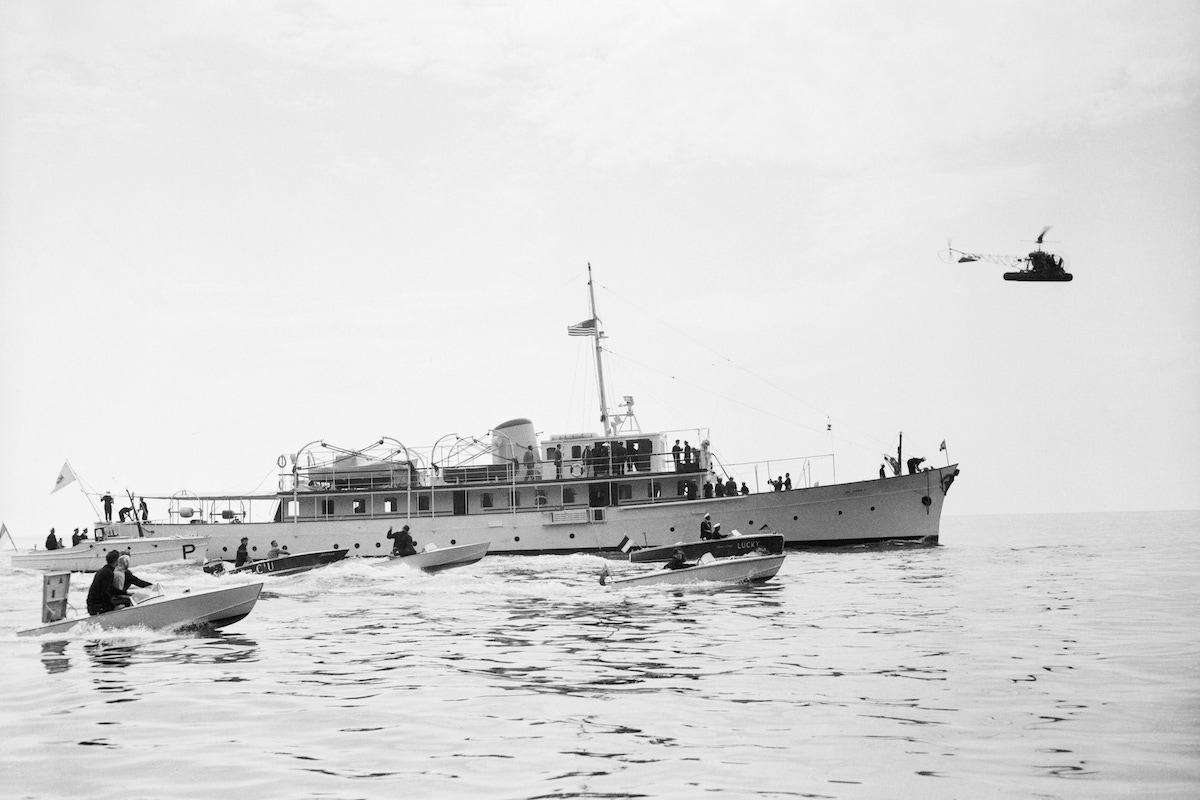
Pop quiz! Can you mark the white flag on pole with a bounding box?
[51,461,77,494]
[0,522,14,551]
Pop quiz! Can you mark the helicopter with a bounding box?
[943,227,1073,282]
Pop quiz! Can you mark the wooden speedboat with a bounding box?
[10,534,209,573]
[204,548,349,577]
[383,541,490,572]
[17,572,263,637]
[629,532,784,563]
[600,552,786,589]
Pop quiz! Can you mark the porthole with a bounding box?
[354,542,361,549]
[451,539,457,545]
[870,506,875,511]
[837,511,842,516]
[748,520,754,526]
[376,542,382,548]
[793,516,798,521]
[669,527,676,532]
[569,533,575,539]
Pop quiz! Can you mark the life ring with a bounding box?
[568,463,585,478]
[277,454,288,469]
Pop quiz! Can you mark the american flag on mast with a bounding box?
[567,318,599,337]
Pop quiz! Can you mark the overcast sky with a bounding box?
[2,1,1197,545]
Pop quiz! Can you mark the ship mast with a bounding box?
[586,263,613,437]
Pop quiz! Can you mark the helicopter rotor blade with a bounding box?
[1036,226,1051,245]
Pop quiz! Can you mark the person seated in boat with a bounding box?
[113,554,154,606]
[71,528,81,547]
[45,529,60,550]
[663,547,690,571]
[700,513,713,539]
[387,525,417,557]
[235,537,251,567]
[710,523,727,540]
[86,550,123,615]
[266,540,288,559]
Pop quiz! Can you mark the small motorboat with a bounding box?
[628,532,784,563]
[17,572,263,637]
[600,552,786,589]
[204,548,349,577]
[383,541,490,573]
[10,533,210,573]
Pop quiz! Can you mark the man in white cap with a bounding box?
[700,513,714,540]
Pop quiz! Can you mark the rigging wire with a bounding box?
[593,280,899,453]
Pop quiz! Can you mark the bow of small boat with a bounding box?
[385,541,491,572]
[602,553,786,589]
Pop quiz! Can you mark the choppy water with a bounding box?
[1,511,1197,799]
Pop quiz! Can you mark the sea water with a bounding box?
[1,511,1197,799]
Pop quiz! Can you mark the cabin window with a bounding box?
[647,481,661,499]
[320,499,335,515]
[535,489,548,507]
[384,497,397,513]
[352,499,366,515]
[617,484,633,501]
[563,487,577,504]
[481,492,493,509]
[286,500,298,518]
[418,494,430,512]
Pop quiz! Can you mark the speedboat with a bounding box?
[204,548,349,577]
[599,552,786,589]
[628,531,784,563]
[16,572,263,637]
[382,541,490,573]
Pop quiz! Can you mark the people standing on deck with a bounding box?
[612,440,626,476]
[235,537,251,567]
[700,513,714,540]
[138,497,148,521]
[554,447,563,480]
[101,492,114,522]
[387,525,417,556]
[45,529,60,550]
[725,477,737,496]
[880,464,887,479]
[71,528,81,547]
[784,473,792,491]
[683,441,693,469]
[86,550,122,615]
[523,446,537,481]
[907,456,925,474]
[672,440,682,471]
[714,479,726,498]
[740,482,750,496]
[118,506,133,522]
